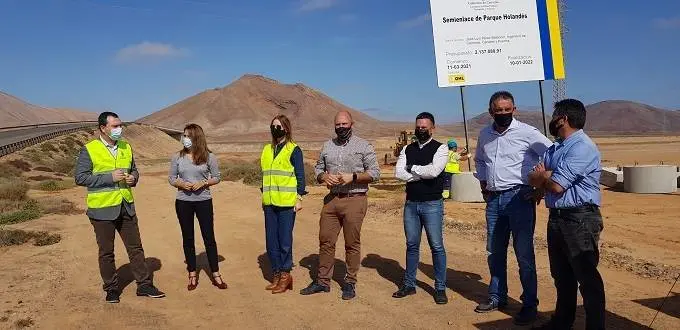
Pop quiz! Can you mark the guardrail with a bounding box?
[0,122,97,158]
[0,120,98,131]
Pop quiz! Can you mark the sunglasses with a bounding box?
[271,124,283,130]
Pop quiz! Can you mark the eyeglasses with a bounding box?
[271,124,283,130]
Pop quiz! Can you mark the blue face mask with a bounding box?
[109,127,123,141]
[182,137,192,149]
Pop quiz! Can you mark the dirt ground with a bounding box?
[1,136,679,329]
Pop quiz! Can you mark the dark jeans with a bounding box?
[90,207,152,292]
[175,199,219,273]
[485,185,538,308]
[263,206,296,273]
[403,199,447,291]
[547,206,605,330]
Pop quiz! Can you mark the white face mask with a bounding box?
[182,137,192,149]
[109,127,123,141]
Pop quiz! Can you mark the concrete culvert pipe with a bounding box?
[451,172,485,202]
[622,165,680,194]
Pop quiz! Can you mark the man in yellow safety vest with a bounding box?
[442,139,470,199]
[74,111,165,303]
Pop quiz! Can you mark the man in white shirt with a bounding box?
[474,91,553,325]
[393,112,449,305]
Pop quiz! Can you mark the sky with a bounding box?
[1,0,679,123]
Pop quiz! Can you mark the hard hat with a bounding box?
[447,139,457,148]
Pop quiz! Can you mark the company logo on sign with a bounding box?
[448,74,466,84]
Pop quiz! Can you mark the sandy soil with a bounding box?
[1,137,679,329]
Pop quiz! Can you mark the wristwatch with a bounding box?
[352,172,357,183]
[297,195,303,201]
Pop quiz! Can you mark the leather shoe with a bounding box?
[474,299,506,313]
[434,290,448,304]
[392,286,416,298]
[299,282,330,295]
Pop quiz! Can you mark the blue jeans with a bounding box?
[485,185,538,308]
[263,206,296,273]
[403,199,447,291]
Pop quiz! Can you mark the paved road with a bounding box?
[0,123,96,147]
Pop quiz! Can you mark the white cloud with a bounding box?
[296,0,338,12]
[398,13,431,29]
[115,41,189,63]
[653,17,680,29]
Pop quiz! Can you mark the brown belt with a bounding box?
[331,192,367,198]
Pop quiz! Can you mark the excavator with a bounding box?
[384,130,415,165]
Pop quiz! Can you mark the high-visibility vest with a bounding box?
[84,140,135,211]
[260,141,298,207]
[445,150,461,174]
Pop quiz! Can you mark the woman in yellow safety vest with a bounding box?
[443,139,470,199]
[260,114,307,294]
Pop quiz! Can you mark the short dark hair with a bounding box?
[488,91,515,109]
[98,111,119,127]
[416,112,435,125]
[553,99,586,129]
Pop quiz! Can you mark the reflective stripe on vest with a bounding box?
[260,142,298,207]
[84,139,134,210]
[445,150,461,173]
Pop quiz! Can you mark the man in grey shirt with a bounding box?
[299,110,380,300]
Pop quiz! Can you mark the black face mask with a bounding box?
[493,113,513,127]
[270,125,286,139]
[335,126,352,142]
[549,117,564,138]
[414,129,431,143]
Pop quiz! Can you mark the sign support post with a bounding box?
[539,80,548,136]
[459,86,472,171]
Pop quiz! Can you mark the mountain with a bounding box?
[137,74,401,140]
[443,101,680,137]
[584,100,680,134]
[0,91,97,128]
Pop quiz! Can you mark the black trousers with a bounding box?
[90,206,152,291]
[175,199,219,273]
[547,206,606,330]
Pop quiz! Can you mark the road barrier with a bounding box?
[0,123,97,157]
[0,121,183,158]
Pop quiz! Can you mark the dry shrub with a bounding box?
[0,200,41,225]
[0,162,23,179]
[37,197,82,215]
[26,175,57,182]
[0,199,24,213]
[0,229,61,247]
[40,142,59,153]
[14,317,34,329]
[22,150,42,163]
[37,180,73,191]
[53,156,77,175]
[220,161,261,186]
[0,179,29,201]
[8,159,31,172]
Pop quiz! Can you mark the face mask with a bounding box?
[270,125,286,139]
[109,127,123,141]
[549,117,565,138]
[335,127,352,142]
[493,113,513,128]
[415,129,431,143]
[182,137,193,149]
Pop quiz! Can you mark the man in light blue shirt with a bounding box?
[528,99,605,330]
[474,91,552,325]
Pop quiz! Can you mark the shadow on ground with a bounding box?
[473,308,653,329]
